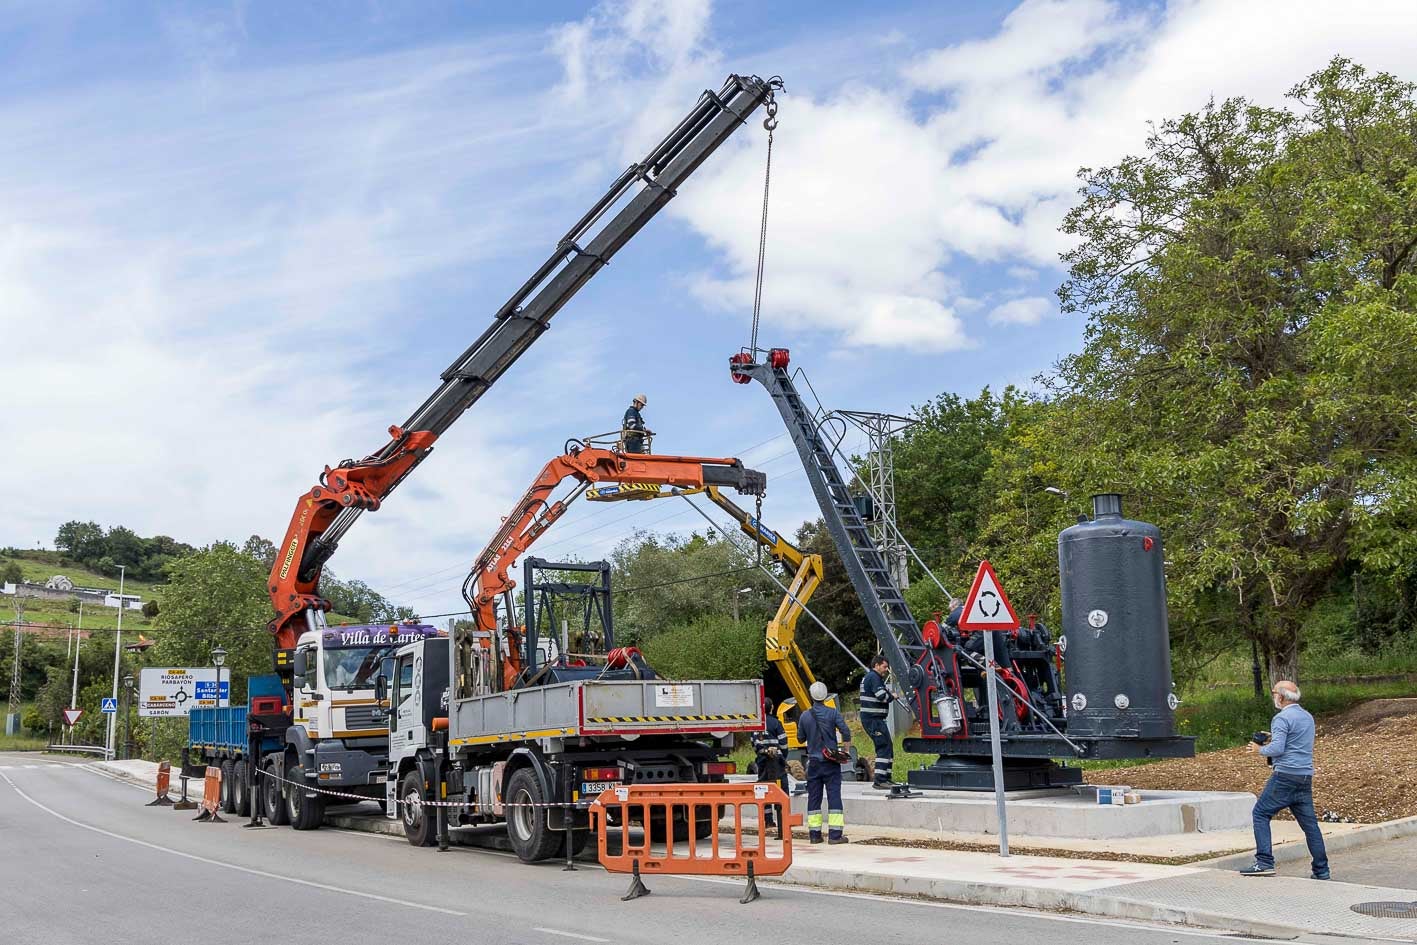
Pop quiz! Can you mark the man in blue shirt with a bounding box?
[1240,680,1330,879]
[622,394,651,454]
[797,680,851,844]
[859,655,895,789]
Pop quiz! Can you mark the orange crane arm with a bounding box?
[460,446,766,690]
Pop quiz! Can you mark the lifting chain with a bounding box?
[748,93,779,358]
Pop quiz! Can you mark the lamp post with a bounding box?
[106,564,126,760]
[122,673,135,760]
[211,645,227,710]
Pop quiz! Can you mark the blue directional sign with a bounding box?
[100,697,118,714]
[194,681,230,704]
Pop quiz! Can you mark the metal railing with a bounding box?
[44,743,111,757]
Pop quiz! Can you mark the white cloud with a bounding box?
[661,0,1417,352]
[988,296,1053,325]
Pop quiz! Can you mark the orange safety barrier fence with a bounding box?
[590,782,801,903]
[193,765,225,823]
[146,761,174,807]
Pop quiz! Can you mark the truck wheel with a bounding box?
[286,765,325,830]
[505,768,560,863]
[693,804,717,841]
[262,762,289,826]
[400,771,436,847]
[232,760,250,817]
[220,760,236,813]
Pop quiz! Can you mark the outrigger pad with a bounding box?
[886,783,923,800]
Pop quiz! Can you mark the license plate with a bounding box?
[581,780,620,795]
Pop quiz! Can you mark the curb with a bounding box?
[779,864,1305,940]
[1202,814,1417,870]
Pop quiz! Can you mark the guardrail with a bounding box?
[44,744,112,757]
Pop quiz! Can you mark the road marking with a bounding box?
[533,929,610,943]
[0,771,466,917]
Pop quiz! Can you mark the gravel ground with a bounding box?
[1086,699,1417,823]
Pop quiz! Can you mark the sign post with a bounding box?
[958,560,1021,857]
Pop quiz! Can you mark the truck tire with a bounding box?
[505,768,560,863]
[232,760,250,817]
[286,765,325,830]
[220,760,236,813]
[561,830,590,858]
[400,770,436,847]
[262,761,289,826]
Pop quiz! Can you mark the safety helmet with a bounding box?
[633,393,648,406]
[809,681,829,703]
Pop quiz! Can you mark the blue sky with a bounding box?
[5,0,1415,620]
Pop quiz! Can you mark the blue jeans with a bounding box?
[1253,772,1328,876]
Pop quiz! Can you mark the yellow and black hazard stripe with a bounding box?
[585,713,759,724]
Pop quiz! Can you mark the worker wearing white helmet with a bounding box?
[797,680,851,844]
[622,393,652,454]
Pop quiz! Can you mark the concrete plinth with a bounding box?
[791,781,1254,839]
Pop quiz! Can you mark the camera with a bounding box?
[1250,731,1271,746]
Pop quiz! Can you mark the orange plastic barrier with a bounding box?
[146,761,174,807]
[193,765,225,823]
[590,782,800,903]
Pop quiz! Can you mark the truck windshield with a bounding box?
[324,647,385,691]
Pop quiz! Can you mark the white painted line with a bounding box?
[0,771,466,917]
[533,928,610,943]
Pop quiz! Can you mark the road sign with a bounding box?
[62,708,83,726]
[957,560,1020,632]
[100,697,118,714]
[139,668,224,717]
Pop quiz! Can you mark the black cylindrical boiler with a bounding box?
[1057,494,1177,738]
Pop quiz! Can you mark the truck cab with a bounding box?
[281,621,441,827]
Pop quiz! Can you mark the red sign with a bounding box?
[956,560,1020,632]
[62,708,83,726]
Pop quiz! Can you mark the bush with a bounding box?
[141,599,159,618]
[0,561,22,585]
[639,614,765,681]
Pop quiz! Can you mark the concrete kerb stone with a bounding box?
[1202,813,1417,870]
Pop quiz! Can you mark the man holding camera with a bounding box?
[1240,680,1330,879]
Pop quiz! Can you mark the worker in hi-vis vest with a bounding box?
[796,680,851,844]
[859,654,895,788]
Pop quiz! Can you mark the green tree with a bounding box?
[640,613,765,681]
[55,520,105,562]
[1012,58,1417,682]
[0,560,21,586]
[153,542,275,699]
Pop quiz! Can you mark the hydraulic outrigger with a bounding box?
[263,74,783,649]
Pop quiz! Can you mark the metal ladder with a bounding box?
[745,360,925,688]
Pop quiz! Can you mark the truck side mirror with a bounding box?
[292,649,308,687]
[375,674,388,704]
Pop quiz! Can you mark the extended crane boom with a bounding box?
[458,445,767,692]
[266,74,783,648]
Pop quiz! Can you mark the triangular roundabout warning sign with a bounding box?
[957,560,1020,632]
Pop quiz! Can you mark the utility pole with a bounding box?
[106,565,126,760]
[836,411,916,589]
[7,597,22,735]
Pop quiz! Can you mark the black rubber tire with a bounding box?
[505,768,560,863]
[232,760,250,817]
[286,765,325,831]
[400,770,436,847]
[219,760,236,813]
[263,762,289,825]
[693,804,717,841]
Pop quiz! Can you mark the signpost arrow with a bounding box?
[62,708,83,726]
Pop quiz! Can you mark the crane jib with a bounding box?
[276,75,782,613]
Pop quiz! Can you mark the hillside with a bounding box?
[2,552,160,632]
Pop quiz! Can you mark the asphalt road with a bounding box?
[0,752,1354,945]
[1276,832,1417,886]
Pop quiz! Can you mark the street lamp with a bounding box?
[106,563,126,760]
[1043,486,1069,498]
[732,587,753,625]
[211,645,227,710]
[122,674,135,760]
